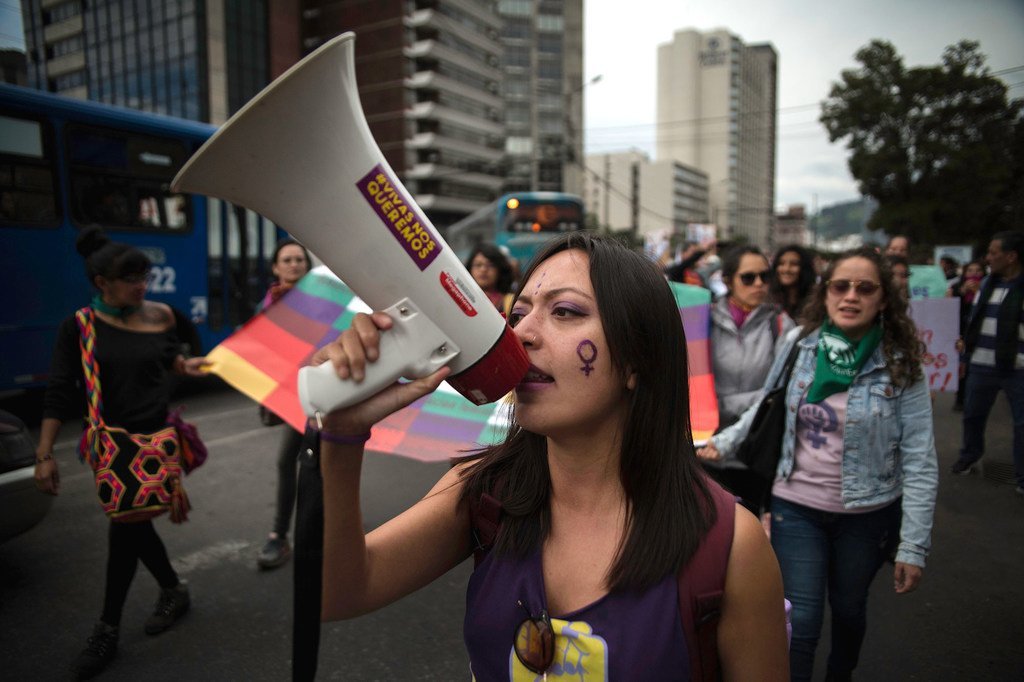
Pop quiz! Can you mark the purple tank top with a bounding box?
[464,548,689,681]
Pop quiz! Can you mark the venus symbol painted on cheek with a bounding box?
[576,340,597,376]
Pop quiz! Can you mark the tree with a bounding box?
[821,40,1023,248]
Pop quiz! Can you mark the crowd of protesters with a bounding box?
[32,225,1021,681]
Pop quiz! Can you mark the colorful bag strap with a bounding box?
[75,307,106,464]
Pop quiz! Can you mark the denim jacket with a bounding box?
[711,327,939,567]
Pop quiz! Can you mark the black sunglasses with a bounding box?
[827,279,881,296]
[118,271,153,285]
[514,600,554,674]
[738,270,771,286]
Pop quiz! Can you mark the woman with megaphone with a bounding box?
[312,232,788,680]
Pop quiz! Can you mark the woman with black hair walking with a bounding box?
[34,226,207,679]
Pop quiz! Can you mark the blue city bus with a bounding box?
[445,192,586,269]
[0,84,282,394]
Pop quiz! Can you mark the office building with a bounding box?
[300,0,505,228]
[656,28,776,247]
[583,150,709,236]
[20,0,300,124]
[774,204,809,247]
[498,0,584,195]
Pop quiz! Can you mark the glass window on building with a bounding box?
[537,35,562,54]
[498,0,532,17]
[502,20,531,40]
[505,45,530,68]
[506,137,533,155]
[536,14,564,32]
[537,58,562,80]
[46,1,82,24]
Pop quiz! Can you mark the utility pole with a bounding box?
[603,154,611,230]
[811,192,818,249]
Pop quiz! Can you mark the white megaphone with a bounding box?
[173,32,529,416]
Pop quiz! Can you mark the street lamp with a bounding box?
[564,74,602,164]
[563,74,602,195]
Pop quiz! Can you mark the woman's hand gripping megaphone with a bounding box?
[308,311,451,437]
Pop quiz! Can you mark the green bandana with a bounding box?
[806,320,883,403]
[91,294,137,318]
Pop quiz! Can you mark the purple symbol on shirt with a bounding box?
[577,340,597,377]
[799,401,838,449]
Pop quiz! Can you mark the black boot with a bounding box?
[144,580,190,635]
[72,621,119,679]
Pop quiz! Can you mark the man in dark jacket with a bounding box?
[952,231,1024,496]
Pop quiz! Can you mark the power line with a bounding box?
[588,65,1024,136]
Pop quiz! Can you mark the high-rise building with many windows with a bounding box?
[300,0,505,229]
[18,0,585,229]
[656,28,776,247]
[498,0,583,195]
[20,0,299,124]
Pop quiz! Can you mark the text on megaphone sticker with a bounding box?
[357,165,442,271]
[440,271,478,317]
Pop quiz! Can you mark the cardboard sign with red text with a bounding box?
[908,297,960,392]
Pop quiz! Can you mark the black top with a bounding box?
[43,312,180,433]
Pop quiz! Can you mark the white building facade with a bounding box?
[656,28,776,247]
[583,150,708,236]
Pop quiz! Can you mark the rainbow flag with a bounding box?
[668,282,719,444]
[203,269,367,433]
[206,270,718,462]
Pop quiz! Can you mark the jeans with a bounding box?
[770,496,900,681]
[272,426,305,537]
[959,367,1024,486]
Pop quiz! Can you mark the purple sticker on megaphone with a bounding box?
[356,164,442,271]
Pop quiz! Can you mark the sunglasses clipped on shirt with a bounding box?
[826,279,881,296]
[514,600,555,676]
[737,270,772,286]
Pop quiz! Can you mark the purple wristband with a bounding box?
[319,430,372,445]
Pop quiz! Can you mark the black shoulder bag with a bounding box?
[734,337,803,485]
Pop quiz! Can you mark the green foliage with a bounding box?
[821,40,1023,248]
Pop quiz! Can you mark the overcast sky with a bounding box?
[584,0,1024,210]
[2,2,1022,211]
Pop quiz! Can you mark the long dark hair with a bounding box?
[457,232,715,591]
[800,247,923,388]
[769,244,816,319]
[76,225,150,288]
[464,242,515,294]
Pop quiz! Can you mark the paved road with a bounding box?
[1,384,1020,680]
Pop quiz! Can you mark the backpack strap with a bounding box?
[678,477,736,682]
[469,490,503,567]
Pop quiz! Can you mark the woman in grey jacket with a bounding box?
[711,245,793,426]
[699,247,939,682]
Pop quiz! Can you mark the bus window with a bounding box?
[0,113,60,226]
[66,124,192,232]
[502,200,583,233]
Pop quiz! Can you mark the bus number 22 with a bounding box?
[148,266,176,294]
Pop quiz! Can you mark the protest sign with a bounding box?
[909,265,949,299]
[909,297,960,392]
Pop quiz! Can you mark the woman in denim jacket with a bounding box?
[699,247,938,682]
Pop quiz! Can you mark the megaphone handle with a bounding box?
[297,299,460,417]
